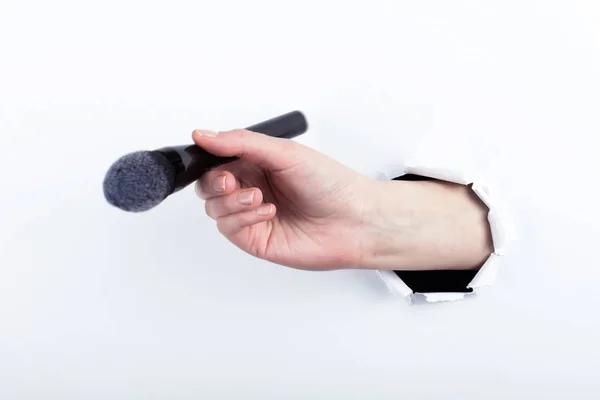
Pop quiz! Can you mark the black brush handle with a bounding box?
[158,111,308,193]
[246,110,308,139]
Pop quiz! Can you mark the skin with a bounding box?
[192,128,493,272]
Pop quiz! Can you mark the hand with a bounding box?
[192,128,373,271]
[192,128,493,272]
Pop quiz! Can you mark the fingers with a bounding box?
[204,187,264,219]
[194,169,240,200]
[193,155,277,236]
[191,128,303,171]
[217,204,276,237]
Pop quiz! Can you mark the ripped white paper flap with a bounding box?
[376,158,514,304]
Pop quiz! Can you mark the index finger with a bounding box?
[195,169,240,200]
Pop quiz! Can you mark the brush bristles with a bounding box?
[103,151,176,212]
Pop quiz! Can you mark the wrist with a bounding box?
[358,178,493,271]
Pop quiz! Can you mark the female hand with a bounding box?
[192,128,373,271]
[192,128,493,272]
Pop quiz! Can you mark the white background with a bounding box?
[1,0,600,398]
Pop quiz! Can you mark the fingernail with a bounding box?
[195,129,219,137]
[212,176,227,192]
[237,190,255,205]
[256,204,272,215]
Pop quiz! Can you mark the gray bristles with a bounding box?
[103,151,176,212]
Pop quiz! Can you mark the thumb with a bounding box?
[192,128,303,170]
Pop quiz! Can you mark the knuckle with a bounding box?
[194,180,205,199]
[277,139,293,155]
[235,212,246,225]
[216,219,230,235]
[198,175,213,198]
[229,128,250,139]
[204,199,217,219]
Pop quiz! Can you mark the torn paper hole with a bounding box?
[375,159,514,304]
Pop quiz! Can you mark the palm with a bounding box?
[226,159,368,270]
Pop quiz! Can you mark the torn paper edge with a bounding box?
[375,158,515,304]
